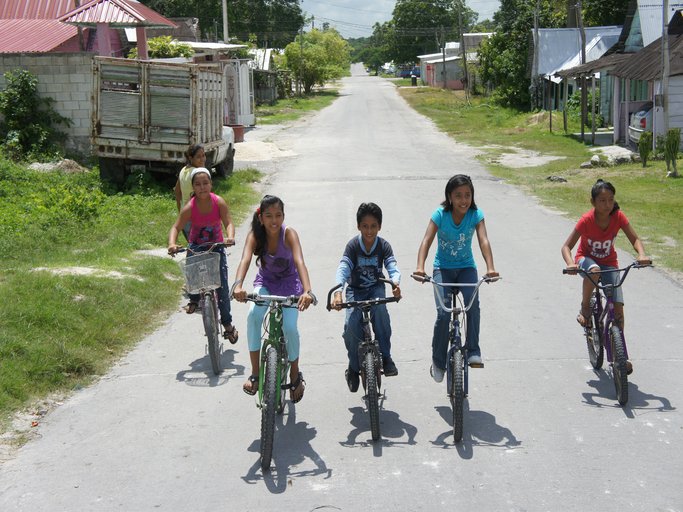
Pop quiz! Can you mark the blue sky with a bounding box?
[302,0,501,38]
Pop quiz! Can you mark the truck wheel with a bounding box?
[99,158,127,185]
[216,147,235,178]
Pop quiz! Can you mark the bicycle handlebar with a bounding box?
[229,281,319,307]
[326,278,400,311]
[411,273,500,313]
[170,241,233,256]
[562,261,652,290]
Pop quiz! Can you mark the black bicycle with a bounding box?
[326,278,400,441]
[173,242,230,375]
[412,273,500,442]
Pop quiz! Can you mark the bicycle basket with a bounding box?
[181,252,221,293]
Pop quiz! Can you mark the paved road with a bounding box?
[1,64,682,511]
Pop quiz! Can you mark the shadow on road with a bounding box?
[582,369,675,416]
[175,348,245,387]
[339,400,418,455]
[432,403,522,458]
[241,403,332,492]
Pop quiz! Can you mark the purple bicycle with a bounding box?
[563,261,652,405]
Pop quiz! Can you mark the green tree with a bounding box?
[479,0,563,108]
[283,28,351,93]
[582,0,629,26]
[127,36,194,58]
[390,0,477,65]
[142,0,303,47]
[0,69,71,160]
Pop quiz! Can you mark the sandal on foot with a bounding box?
[185,301,198,314]
[576,304,591,327]
[290,372,306,403]
[223,324,239,344]
[243,375,258,396]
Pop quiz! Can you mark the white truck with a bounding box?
[92,56,235,184]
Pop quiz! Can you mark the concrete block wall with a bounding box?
[0,52,94,156]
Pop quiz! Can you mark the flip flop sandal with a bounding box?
[243,375,258,396]
[576,304,591,327]
[185,302,198,314]
[289,372,306,403]
[223,324,239,344]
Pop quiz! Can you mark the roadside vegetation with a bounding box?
[255,89,339,124]
[0,158,260,427]
[398,87,683,274]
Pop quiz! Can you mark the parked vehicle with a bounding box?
[92,57,235,184]
[628,103,653,144]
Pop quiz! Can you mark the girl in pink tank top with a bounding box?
[168,168,239,343]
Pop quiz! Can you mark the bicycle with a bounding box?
[231,286,318,471]
[412,273,500,443]
[326,278,400,442]
[172,242,231,375]
[563,261,652,405]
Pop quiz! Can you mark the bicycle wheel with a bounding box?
[586,298,604,369]
[260,346,278,471]
[202,292,221,375]
[363,350,381,441]
[609,325,628,406]
[450,350,465,443]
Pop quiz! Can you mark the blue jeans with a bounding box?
[432,267,480,370]
[343,284,392,373]
[578,257,624,304]
[189,244,232,326]
[246,286,300,361]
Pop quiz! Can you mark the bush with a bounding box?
[0,69,71,161]
[565,89,603,130]
[127,36,194,59]
[638,131,653,167]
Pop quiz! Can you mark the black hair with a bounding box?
[441,174,477,211]
[185,144,204,164]
[591,179,620,214]
[356,202,382,227]
[251,195,285,267]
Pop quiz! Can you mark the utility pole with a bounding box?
[531,0,540,110]
[299,22,304,96]
[662,0,670,133]
[222,0,229,42]
[441,26,447,89]
[458,2,469,101]
[577,0,587,141]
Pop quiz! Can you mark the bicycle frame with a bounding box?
[427,277,493,389]
[257,299,290,408]
[567,263,645,363]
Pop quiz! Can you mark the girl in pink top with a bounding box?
[561,179,649,338]
[168,168,238,343]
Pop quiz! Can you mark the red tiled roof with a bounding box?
[0,0,77,19]
[0,19,78,53]
[59,0,176,28]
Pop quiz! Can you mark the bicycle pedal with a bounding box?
[468,362,484,368]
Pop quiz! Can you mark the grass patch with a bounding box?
[398,88,683,273]
[255,89,339,124]
[0,160,261,426]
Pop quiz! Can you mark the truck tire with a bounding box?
[98,158,127,185]
[216,147,235,178]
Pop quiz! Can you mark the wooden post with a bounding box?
[591,74,596,144]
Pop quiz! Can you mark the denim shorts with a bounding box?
[578,257,624,304]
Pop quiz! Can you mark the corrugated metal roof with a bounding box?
[59,0,176,28]
[0,0,76,19]
[554,53,632,78]
[637,0,683,47]
[0,19,77,53]
[611,33,683,79]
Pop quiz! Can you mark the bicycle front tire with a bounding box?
[610,325,628,406]
[260,346,278,470]
[202,292,221,375]
[450,350,465,443]
[363,350,381,441]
